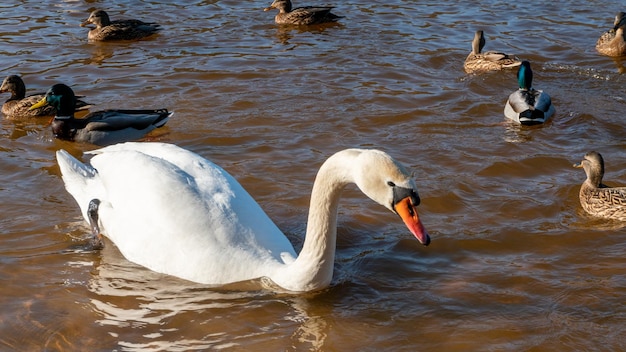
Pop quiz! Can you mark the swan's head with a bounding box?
[351,150,430,246]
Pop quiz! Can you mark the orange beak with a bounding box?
[394,196,430,246]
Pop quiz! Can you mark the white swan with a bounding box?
[56,142,430,292]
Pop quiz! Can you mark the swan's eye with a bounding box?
[387,181,395,187]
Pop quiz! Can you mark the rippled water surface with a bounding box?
[1,0,626,350]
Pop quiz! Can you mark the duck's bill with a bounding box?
[80,20,91,27]
[573,163,582,168]
[29,96,48,110]
[394,197,430,246]
[263,7,273,11]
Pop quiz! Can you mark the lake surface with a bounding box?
[1,0,626,350]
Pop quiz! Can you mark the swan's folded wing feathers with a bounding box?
[82,143,296,283]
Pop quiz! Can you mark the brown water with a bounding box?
[1,0,626,350]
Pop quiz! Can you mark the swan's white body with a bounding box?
[56,142,429,292]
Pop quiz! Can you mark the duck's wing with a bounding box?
[84,109,171,131]
[583,186,626,220]
[533,90,553,114]
[287,7,341,25]
[4,94,56,117]
[482,51,521,67]
[505,90,532,114]
[95,21,161,40]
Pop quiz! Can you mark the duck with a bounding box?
[80,10,162,41]
[29,83,172,145]
[574,151,626,221]
[504,61,555,125]
[55,142,430,292]
[463,30,522,74]
[596,12,626,57]
[0,75,90,119]
[264,0,342,25]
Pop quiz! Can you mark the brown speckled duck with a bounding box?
[464,30,521,74]
[0,75,90,119]
[81,10,162,41]
[30,83,172,146]
[596,12,626,57]
[264,0,342,25]
[575,151,626,221]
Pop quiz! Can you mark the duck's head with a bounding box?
[81,10,111,28]
[574,151,605,187]
[351,150,430,246]
[517,60,533,90]
[614,12,626,29]
[471,30,486,54]
[264,0,292,13]
[0,75,26,99]
[29,83,77,117]
[616,24,626,40]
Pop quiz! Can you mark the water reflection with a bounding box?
[84,43,115,66]
[271,22,344,46]
[86,241,331,350]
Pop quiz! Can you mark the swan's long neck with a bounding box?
[274,152,354,292]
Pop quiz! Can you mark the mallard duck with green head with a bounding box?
[504,61,554,125]
[0,75,90,119]
[464,30,521,74]
[574,151,626,221]
[264,0,342,25]
[596,12,626,57]
[81,10,162,41]
[30,83,172,145]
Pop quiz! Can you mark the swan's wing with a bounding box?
[79,143,296,284]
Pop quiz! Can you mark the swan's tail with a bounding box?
[56,150,102,218]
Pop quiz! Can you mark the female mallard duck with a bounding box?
[30,83,172,145]
[596,12,626,57]
[575,151,626,221]
[264,0,342,25]
[0,75,90,119]
[55,143,430,292]
[464,30,522,74]
[81,10,162,41]
[504,61,555,125]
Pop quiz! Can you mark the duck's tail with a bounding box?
[154,110,173,128]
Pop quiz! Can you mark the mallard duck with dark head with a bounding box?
[504,61,554,125]
[81,10,162,41]
[0,75,90,119]
[264,0,342,25]
[575,151,626,221]
[464,30,521,74]
[596,12,626,57]
[30,83,172,145]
